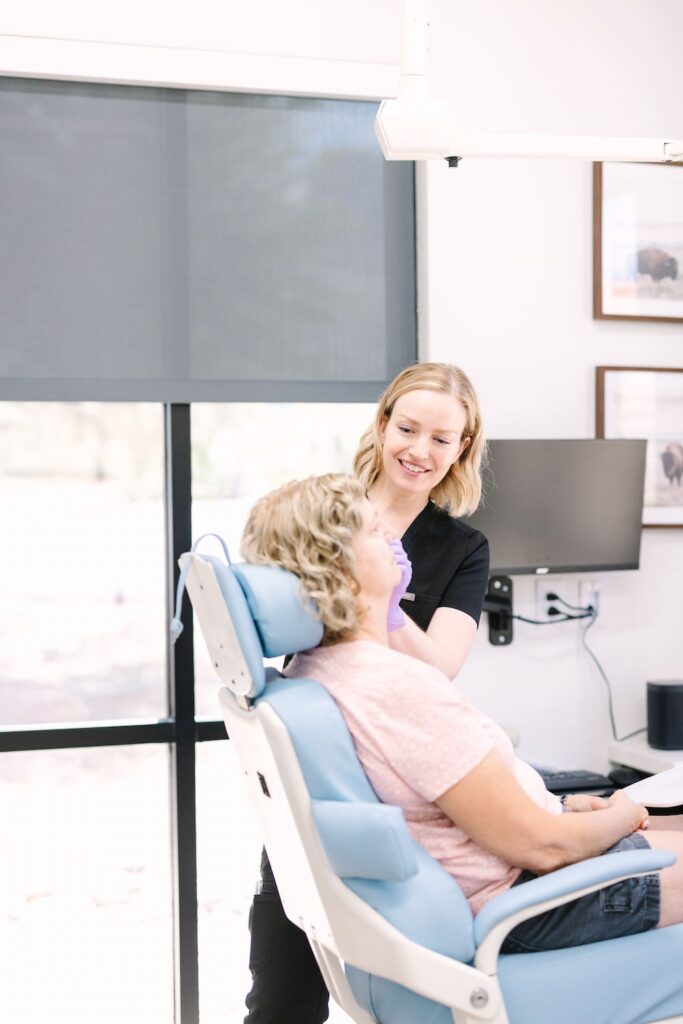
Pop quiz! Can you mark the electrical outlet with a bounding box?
[579,580,600,615]
[534,578,558,620]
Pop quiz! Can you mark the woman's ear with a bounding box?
[455,435,471,462]
[378,415,388,443]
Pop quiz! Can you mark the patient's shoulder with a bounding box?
[298,640,451,697]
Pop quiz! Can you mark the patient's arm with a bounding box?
[435,750,648,875]
[388,605,477,679]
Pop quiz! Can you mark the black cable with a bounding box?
[512,609,593,625]
[617,726,648,741]
[522,588,646,743]
[579,609,646,743]
[547,591,594,614]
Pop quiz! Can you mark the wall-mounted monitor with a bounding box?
[464,439,647,576]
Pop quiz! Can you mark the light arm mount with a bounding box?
[375,0,683,165]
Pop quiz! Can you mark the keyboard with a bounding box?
[533,767,614,795]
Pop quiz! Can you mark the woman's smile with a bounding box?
[397,458,430,476]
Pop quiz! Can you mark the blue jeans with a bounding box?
[501,833,661,954]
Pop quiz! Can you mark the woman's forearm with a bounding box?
[531,804,645,874]
[388,608,476,678]
[388,617,462,677]
[437,754,649,876]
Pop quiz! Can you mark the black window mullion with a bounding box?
[196,719,228,742]
[0,719,175,752]
[165,402,200,1024]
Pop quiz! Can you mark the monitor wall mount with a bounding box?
[483,576,514,647]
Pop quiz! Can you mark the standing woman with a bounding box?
[244,362,490,1024]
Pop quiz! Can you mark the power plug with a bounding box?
[534,579,548,619]
[543,590,563,618]
[533,580,599,621]
[534,579,563,620]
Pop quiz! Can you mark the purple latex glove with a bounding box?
[387,537,413,632]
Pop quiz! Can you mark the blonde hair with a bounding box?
[353,362,486,516]
[241,474,367,645]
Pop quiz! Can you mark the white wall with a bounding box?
[420,155,683,770]
[419,2,683,770]
[2,0,682,769]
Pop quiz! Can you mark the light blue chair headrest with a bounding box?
[232,562,323,657]
[172,534,324,700]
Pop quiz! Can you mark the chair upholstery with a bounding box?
[257,674,478,1021]
[180,547,683,1024]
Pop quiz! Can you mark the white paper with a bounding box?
[623,765,683,808]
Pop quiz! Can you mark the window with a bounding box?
[191,402,374,712]
[0,76,415,1024]
[196,741,261,1023]
[0,403,166,726]
[0,746,174,1023]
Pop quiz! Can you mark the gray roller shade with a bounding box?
[0,79,416,402]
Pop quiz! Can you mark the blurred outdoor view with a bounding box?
[191,403,374,714]
[0,400,373,1022]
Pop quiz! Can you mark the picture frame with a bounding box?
[593,162,683,322]
[596,366,683,528]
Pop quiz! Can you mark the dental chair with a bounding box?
[176,541,683,1024]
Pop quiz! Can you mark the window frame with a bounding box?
[0,405,213,1022]
[0,79,417,1022]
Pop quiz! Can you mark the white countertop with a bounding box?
[609,733,683,775]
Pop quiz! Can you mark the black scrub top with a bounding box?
[400,501,489,632]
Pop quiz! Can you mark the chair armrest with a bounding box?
[474,847,675,971]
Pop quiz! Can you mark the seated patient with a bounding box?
[241,473,683,953]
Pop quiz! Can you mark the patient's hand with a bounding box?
[607,790,649,831]
[564,794,610,813]
[564,792,650,831]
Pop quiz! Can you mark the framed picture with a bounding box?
[596,366,683,527]
[593,162,683,322]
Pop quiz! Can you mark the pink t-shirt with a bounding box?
[285,641,562,914]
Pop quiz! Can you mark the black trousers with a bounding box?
[244,848,330,1024]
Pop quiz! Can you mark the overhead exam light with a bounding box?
[375,0,683,165]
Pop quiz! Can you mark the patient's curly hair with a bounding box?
[240,474,367,645]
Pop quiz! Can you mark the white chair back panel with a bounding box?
[220,688,340,950]
[183,554,253,697]
[221,690,386,1024]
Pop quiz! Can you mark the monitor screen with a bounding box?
[463,439,647,575]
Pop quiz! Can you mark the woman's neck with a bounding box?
[350,595,391,646]
[351,623,387,645]
[367,478,429,537]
